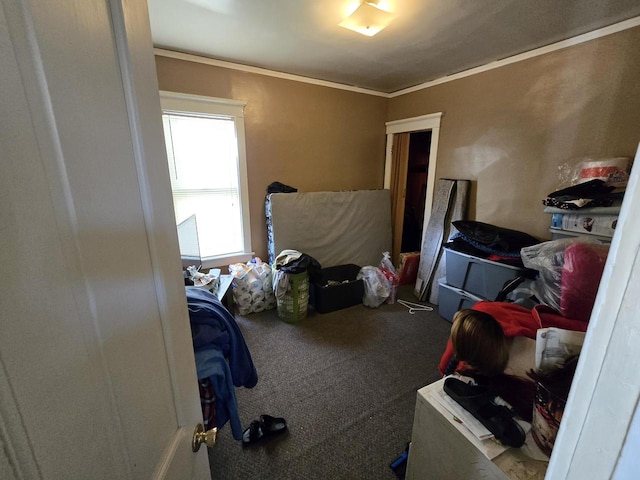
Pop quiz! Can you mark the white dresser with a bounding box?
[406,379,548,480]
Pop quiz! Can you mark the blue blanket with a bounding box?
[186,287,257,440]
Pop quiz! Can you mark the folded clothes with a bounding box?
[542,179,623,210]
[546,179,615,199]
[542,195,618,210]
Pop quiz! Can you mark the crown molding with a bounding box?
[390,16,640,97]
[153,48,389,98]
[154,15,640,99]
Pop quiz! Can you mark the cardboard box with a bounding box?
[561,213,617,237]
[397,251,420,285]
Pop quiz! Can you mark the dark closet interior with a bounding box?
[401,130,432,253]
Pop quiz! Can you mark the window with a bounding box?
[160,91,252,267]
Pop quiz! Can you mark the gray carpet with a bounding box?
[208,286,452,479]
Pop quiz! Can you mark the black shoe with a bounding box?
[242,414,287,446]
[242,420,266,445]
[259,414,287,435]
[443,377,525,448]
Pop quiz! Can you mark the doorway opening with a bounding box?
[401,131,432,253]
[384,112,442,265]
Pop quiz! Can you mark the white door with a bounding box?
[0,0,210,479]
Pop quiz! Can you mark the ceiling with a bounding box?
[147,0,640,94]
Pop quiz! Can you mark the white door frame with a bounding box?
[384,113,443,246]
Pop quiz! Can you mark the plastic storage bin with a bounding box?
[444,248,535,300]
[276,271,309,323]
[549,228,612,244]
[311,264,364,314]
[438,279,483,323]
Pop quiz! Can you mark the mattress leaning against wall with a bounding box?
[265,190,393,268]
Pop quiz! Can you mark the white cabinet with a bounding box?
[406,379,547,480]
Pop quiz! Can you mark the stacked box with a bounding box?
[560,213,617,237]
[311,264,364,314]
[548,211,617,241]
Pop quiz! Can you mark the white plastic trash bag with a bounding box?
[357,266,391,308]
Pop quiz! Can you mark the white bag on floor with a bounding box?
[357,266,390,308]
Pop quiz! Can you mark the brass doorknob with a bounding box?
[192,423,217,452]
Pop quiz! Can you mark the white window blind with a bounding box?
[160,92,251,264]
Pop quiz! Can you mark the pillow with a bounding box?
[453,220,540,254]
[560,242,609,322]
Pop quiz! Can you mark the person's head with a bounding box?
[451,309,509,376]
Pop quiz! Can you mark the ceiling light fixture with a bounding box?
[339,1,395,37]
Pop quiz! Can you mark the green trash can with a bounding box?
[276,271,309,323]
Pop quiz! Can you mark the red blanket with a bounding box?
[438,301,588,375]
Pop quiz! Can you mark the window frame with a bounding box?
[159,90,253,268]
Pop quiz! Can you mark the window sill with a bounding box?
[201,252,255,270]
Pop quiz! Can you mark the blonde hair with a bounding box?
[451,309,509,376]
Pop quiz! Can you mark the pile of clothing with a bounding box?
[186,286,257,440]
[446,220,540,266]
[542,179,623,210]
